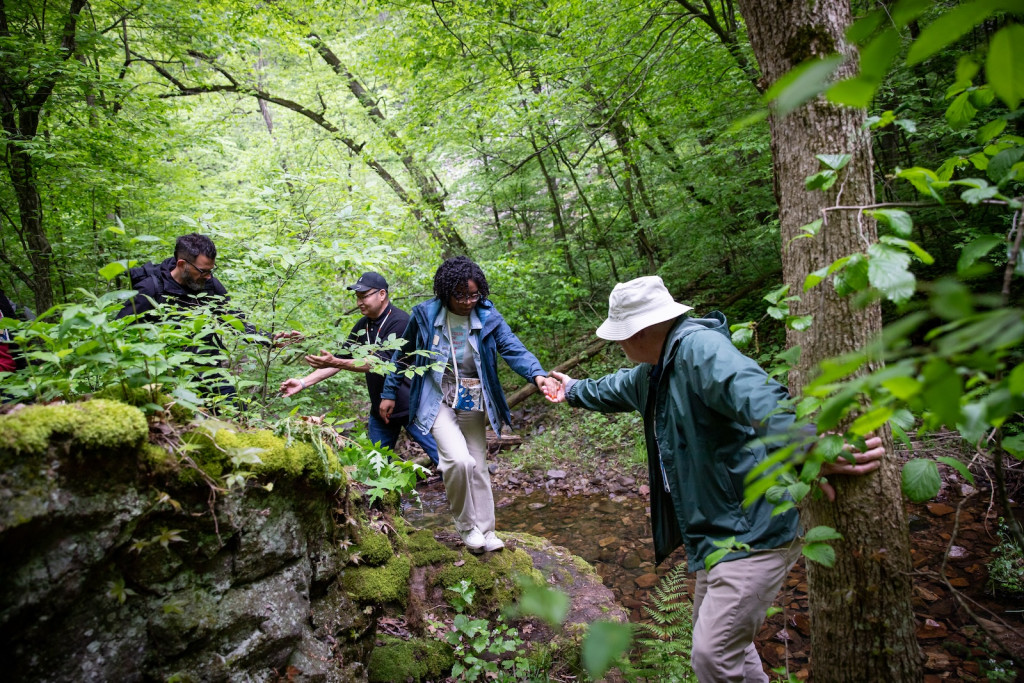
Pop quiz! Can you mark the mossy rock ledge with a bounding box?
[0,399,626,682]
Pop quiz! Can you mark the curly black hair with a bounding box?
[433,256,489,309]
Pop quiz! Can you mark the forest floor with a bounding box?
[404,414,1024,681]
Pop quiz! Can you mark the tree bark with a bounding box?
[0,0,87,312]
[736,1,922,680]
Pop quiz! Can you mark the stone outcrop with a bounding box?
[0,400,626,682]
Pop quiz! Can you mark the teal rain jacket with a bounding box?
[567,313,800,570]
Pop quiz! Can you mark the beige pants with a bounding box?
[431,403,494,534]
[691,544,801,682]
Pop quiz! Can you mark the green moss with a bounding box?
[355,528,394,567]
[367,635,454,683]
[433,546,536,610]
[342,555,411,606]
[407,530,459,567]
[183,427,347,488]
[0,399,147,463]
[93,384,194,423]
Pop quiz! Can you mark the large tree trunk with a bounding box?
[736,1,922,680]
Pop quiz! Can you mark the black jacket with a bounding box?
[344,302,414,420]
[116,257,230,320]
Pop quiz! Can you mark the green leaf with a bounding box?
[805,170,838,191]
[516,578,570,627]
[582,621,633,680]
[906,0,1004,66]
[987,24,1024,110]
[731,327,753,348]
[901,458,941,502]
[860,27,901,80]
[827,75,878,107]
[786,315,813,331]
[801,542,836,567]
[99,260,130,282]
[1003,433,1024,459]
[882,376,923,400]
[961,185,1000,204]
[766,56,844,117]
[817,434,846,459]
[867,209,914,237]
[1008,363,1024,395]
[787,481,812,502]
[763,284,790,305]
[977,118,1008,144]
[957,235,1003,274]
[922,359,963,429]
[867,243,916,304]
[804,525,844,543]
[704,547,730,571]
[851,406,895,435]
[817,153,853,171]
[946,91,978,130]
[936,456,975,484]
[834,254,870,296]
[879,236,935,264]
[987,146,1024,184]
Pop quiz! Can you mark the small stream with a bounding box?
[402,479,688,620]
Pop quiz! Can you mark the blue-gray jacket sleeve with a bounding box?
[493,317,545,382]
[566,365,646,414]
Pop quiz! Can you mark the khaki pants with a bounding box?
[431,404,493,534]
[691,544,801,682]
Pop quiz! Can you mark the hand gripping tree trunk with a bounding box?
[736,1,922,680]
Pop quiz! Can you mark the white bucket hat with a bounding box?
[596,276,693,341]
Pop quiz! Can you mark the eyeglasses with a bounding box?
[182,258,215,277]
[453,292,481,303]
[355,289,383,301]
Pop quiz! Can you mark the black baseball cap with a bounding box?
[346,271,389,292]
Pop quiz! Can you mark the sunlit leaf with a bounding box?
[987,24,1024,110]
[946,91,978,130]
[906,0,1005,66]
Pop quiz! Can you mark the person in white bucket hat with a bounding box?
[550,275,883,682]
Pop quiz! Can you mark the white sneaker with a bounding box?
[460,528,486,553]
[483,531,505,552]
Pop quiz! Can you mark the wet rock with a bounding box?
[927,503,955,516]
[947,545,969,559]
[546,469,566,480]
[635,573,660,588]
[917,618,949,639]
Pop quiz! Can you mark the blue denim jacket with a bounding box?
[381,298,545,435]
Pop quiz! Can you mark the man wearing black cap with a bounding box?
[280,272,439,464]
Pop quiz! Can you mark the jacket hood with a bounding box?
[663,311,729,360]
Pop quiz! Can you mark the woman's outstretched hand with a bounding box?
[536,375,564,403]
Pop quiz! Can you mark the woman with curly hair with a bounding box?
[380,256,560,553]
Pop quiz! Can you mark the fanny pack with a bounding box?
[443,374,484,412]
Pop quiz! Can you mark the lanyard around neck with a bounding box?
[366,306,393,345]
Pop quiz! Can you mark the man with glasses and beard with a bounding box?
[117,233,231,320]
[280,272,439,465]
[117,233,297,398]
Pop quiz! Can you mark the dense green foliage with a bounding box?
[2,0,1024,677]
